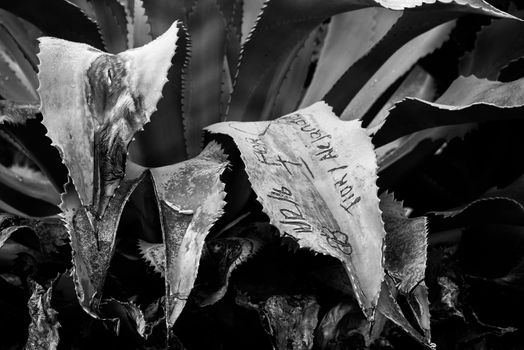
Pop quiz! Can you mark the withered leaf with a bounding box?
[38,20,179,214]
[208,102,385,319]
[150,141,228,327]
[25,281,60,350]
[61,173,147,315]
[380,192,427,294]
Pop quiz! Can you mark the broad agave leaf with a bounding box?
[228,0,513,122]
[373,75,524,147]
[150,141,228,327]
[208,102,385,319]
[25,281,60,350]
[88,0,129,53]
[460,9,524,79]
[300,8,401,108]
[38,21,179,211]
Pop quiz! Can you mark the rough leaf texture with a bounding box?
[208,102,385,318]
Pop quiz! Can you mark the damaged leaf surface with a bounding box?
[208,102,385,318]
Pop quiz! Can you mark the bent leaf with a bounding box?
[25,281,60,350]
[460,9,524,79]
[61,173,146,314]
[373,75,524,147]
[380,193,427,293]
[301,8,401,108]
[38,21,179,213]
[151,141,228,327]
[208,102,386,319]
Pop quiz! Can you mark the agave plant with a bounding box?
[2,0,524,349]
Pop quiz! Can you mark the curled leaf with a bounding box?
[25,281,60,350]
[150,141,229,327]
[381,192,428,293]
[61,173,147,314]
[38,20,179,212]
[373,75,524,147]
[208,102,386,318]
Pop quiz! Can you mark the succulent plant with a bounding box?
[1,0,524,349]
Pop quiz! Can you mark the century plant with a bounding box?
[1,0,524,349]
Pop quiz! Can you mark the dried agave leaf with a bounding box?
[25,281,60,350]
[229,0,512,122]
[196,236,263,306]
[342,20,454,121]
[184,0,227,157]
[301,8,401,107]
[460,9,524,79]
[376,277,433,348]
[208,102,385,318]
[380,192,427,293]
[38,21,179,212]
[61,173,147,314]
[150,142,228,327]
[373,75,524,147]
[315,300,369,349]
[239,294,320,350]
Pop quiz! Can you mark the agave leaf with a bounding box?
[0,25,38,103]
[142,0,186,38]
[0,100,38,125]
[380,192,427,294]
[196,236,263,306]
[150,141,228,327]
[315,300,367,349]
[208,102,385,318]
[61,172,146,314]
[132,0,153,47]
[375,276,433,348]
[370,65,436,131]
[228,0,513,122]
[0,121,69,193]
[373,75,524,147]
[0,163,60,205]
[240,0,264,43]
[216,0,243,79]
[184,0,227,157]
[129,28,188,166]
[89,0,129,53]
[460,9,524,79]
[301,8,401,107]
[342,20,454,121]
[268,25,319,119]
[0,8,42,69]
[261,295,320,350]
[3,0,104,49]
[25,281,60,350]
[38,21,178,212]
